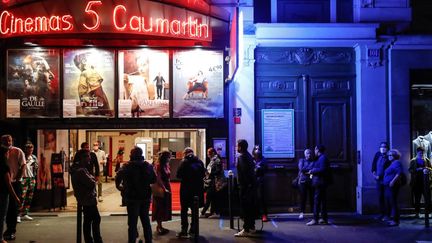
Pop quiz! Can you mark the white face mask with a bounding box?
[93,146,98,151]
[380,148,387,154]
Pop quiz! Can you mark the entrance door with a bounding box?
[255,47,356,211]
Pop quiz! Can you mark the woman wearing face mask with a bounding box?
[371,142,391,221]
[297,148,315,220]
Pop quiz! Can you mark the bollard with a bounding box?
[424,170,430,227]
[193,196,199,243]
[228,170,234,229]
[76,203,82,243]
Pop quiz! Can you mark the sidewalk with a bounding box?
[14,213,432,243]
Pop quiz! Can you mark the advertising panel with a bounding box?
[7,49,60,118]
[118,49,169,118]
[173,49,224,118]
[63,49,115,118]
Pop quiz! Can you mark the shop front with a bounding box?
[0,0,234,212]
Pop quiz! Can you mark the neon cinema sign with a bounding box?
[0,1,211,41]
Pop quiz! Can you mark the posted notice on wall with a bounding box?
[261,109,295,158]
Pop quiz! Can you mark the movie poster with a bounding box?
[173,50,224,118]
[63,49,115,117]
[7,49,60,118]
[118,49,170,118]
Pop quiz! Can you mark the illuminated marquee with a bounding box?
[0,0,211,41]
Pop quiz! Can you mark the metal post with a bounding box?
[193,196,199,243]
[228,170,234,229]
[76,203,82,243]
[424,170,430,227]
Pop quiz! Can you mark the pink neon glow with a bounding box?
[82,0,102,31]
[113,5,126,31]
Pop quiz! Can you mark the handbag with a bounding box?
[215,177,227,192]
[151,183,165,198]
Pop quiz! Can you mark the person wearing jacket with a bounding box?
[201,147,224,219]
[234,139,257,237]
[408,146,432,218]
[19,142,38,221]
[253,145,269,222]
[71,151,103,243]
[297,148,315,220]
[307,145,331,226]
[371,142,391,220]
[115,147,156,243]
[176,147,205,239]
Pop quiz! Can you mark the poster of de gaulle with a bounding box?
[63,49,115,118]
[173,50,224,118]
[7,49,60,118]
[118,49,169,118]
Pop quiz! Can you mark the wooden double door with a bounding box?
[255,47,356,211]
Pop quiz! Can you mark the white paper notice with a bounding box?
[262,109,295,158]
[7,99,20,118]
[63,99,77,118]
[118,100,132,118]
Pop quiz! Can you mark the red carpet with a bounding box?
[150,181,181,211]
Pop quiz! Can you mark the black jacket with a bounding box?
[71,165,97,206]
[371,152,390,179]
[236,151,256,190]
[73,149,99,176]
[177,154,205,207]
[115,159,156,202]
[310,154,331,187]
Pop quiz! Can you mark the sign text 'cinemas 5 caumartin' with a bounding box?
[0,0,211,41]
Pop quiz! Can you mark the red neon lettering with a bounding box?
[83,0,102,31]
[129,15,140,31]
[113,5,126,31]
[62,15,73,31]
[49,16,60,31]
[0,10,11,34]
[24,17,33,32]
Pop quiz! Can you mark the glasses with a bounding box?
[388,154,394,157]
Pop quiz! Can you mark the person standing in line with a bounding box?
[176,147,205,239]
[201,147,224,219]
[384,149,404,226]
[151,151,172,235]
[409,147,432,218]
[1,135,26,241]
[253,145,269,222]
[73,142,99,179]
[371,142,391,221]
[297,148,315,220]
[0,145,21,243]
[234,139,257,237]
[92,141,106,202]
[307,145,331,226]
[115,147,156,243]
[19,142,38,221]
[71,151,103,243]
[153,72,166,100]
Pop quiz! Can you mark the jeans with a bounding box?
[0,193,9,241]
[201,186,216,215]
[156,85,163,99]
[83,205,103,243]
[4,181,21,235]
[385,185,400,223]
[180,199,199,233]
[239,187,256,231]
[313,185,328,221]
[126,200,152,243]
[299,182,314,213]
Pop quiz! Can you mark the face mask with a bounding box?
[379,148,386,154]
[93,146,98,151]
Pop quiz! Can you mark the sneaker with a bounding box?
[4,234,16,241]
[299,213,304,219]
[387,220,399,227]
[318,219,328,225]
[234,229,251,237]
[22,215,33,221]
[16,216,21,223]
[176,231,190,239]
[306,219,317,226]
[98,197,103,202]
[208,214,220,219]
[262,214,268,222]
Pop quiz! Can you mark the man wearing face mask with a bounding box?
[371,142,391,221]
[1,134,26,241]
[92,141,106,202]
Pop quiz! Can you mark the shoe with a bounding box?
[318,219,328,225]
[176,231,190,239]
[16,216,21,223]
[199,213,208,218]
[299,213,304,219]
[381,216,390,222]
[22,215,33,221]
[4,234,16,241]
[156,226,169,235]
[387,220,399,226]
[306,219,317,226]
[414,213,420,219]
[98,197,103,202]
[374,215,384,221]
[208,214,220,219]
[234,229,252,237]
